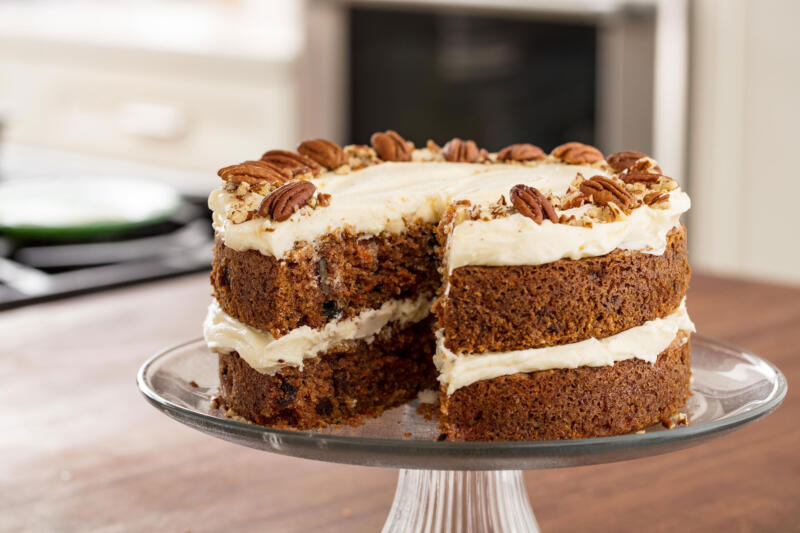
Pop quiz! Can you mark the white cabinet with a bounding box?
[0,0,313,176]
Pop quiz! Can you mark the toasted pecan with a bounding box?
[297,138,347,169]
[552,142,603,165]
[261,150,321,176]
[607,151,649,172]
[443,138,480,162]
[509,184,558,224]
[580,176,635,212]
[626,157,663,174]
[644,191,669,206]
[370,130,413,161]
[560,192,586,210]
[618,172,664,185]
[218,161,290,186]
[497,143,546,162]
[259,181,316,221]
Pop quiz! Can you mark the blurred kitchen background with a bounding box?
[0,0,797,309]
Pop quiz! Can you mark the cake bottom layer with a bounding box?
[439,333,691,441]
[218,318,437,429]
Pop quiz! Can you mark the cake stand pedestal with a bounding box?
[383,470,538,532]
[138,335,785,532]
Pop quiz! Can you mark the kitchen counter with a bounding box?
[1,273,797,532]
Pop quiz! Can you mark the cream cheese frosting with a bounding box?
[209,160,690,268]
[203,295,433,374]
[446,191,690,271]
[435,300,695,395]
[210,161,609,258]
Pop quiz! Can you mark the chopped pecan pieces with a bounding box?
[260,150,321,176]
[297,139,347,169]
[426,139,441,152]
[644,191,669,206]
[560,192,586,210]
[442,138,480,162]
[259,181,317,221]
[627,157,662,174]
[344,144,380,169]
[607,151,649,172]
[552,142,603,164]
[370,130,413,161]
[509,184,558,224]
[579,176,635,212]
[316,193,332,207]
[218,161,290,186]
[497,143,545,162]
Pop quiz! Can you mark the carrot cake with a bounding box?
[203,132,693,440]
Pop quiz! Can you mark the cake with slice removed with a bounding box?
[203,133,693,440]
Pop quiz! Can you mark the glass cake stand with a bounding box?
[138,335,786,532]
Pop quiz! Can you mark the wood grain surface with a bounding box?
[1,273,797,532]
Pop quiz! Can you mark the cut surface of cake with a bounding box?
[203,134,693,440]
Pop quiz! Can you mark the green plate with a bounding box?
[0,177,182,240]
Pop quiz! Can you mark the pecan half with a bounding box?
[497,143,545,162]
[579,176,635,212]
[218,161,290,186]
[552,142,603,164]
[261,150,321,176]
[607,151,649,172]
[443,138,480,162]
[370,130,413,161]
[618,172,664,185]
[297,139,347,169]
[509,184,558,224]
[259,181,317,221]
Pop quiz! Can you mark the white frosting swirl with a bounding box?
[203,295,433,374]
[435,300,695,395]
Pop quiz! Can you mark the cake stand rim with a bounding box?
[136,334,787,470]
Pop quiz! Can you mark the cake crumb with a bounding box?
[416,402,440,421]
[634,429,646,434]
[403,432,412,438]
[415,389,441,420]
[188,380,199,388]
[661,417,676,430]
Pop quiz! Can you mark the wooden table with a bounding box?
[1,273,797,532]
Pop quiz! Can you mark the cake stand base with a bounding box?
[382,469,539,533]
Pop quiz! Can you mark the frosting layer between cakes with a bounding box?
[204,295,433,374]
[435,300,695,394]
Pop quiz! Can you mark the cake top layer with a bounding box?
[209,133,690,263]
